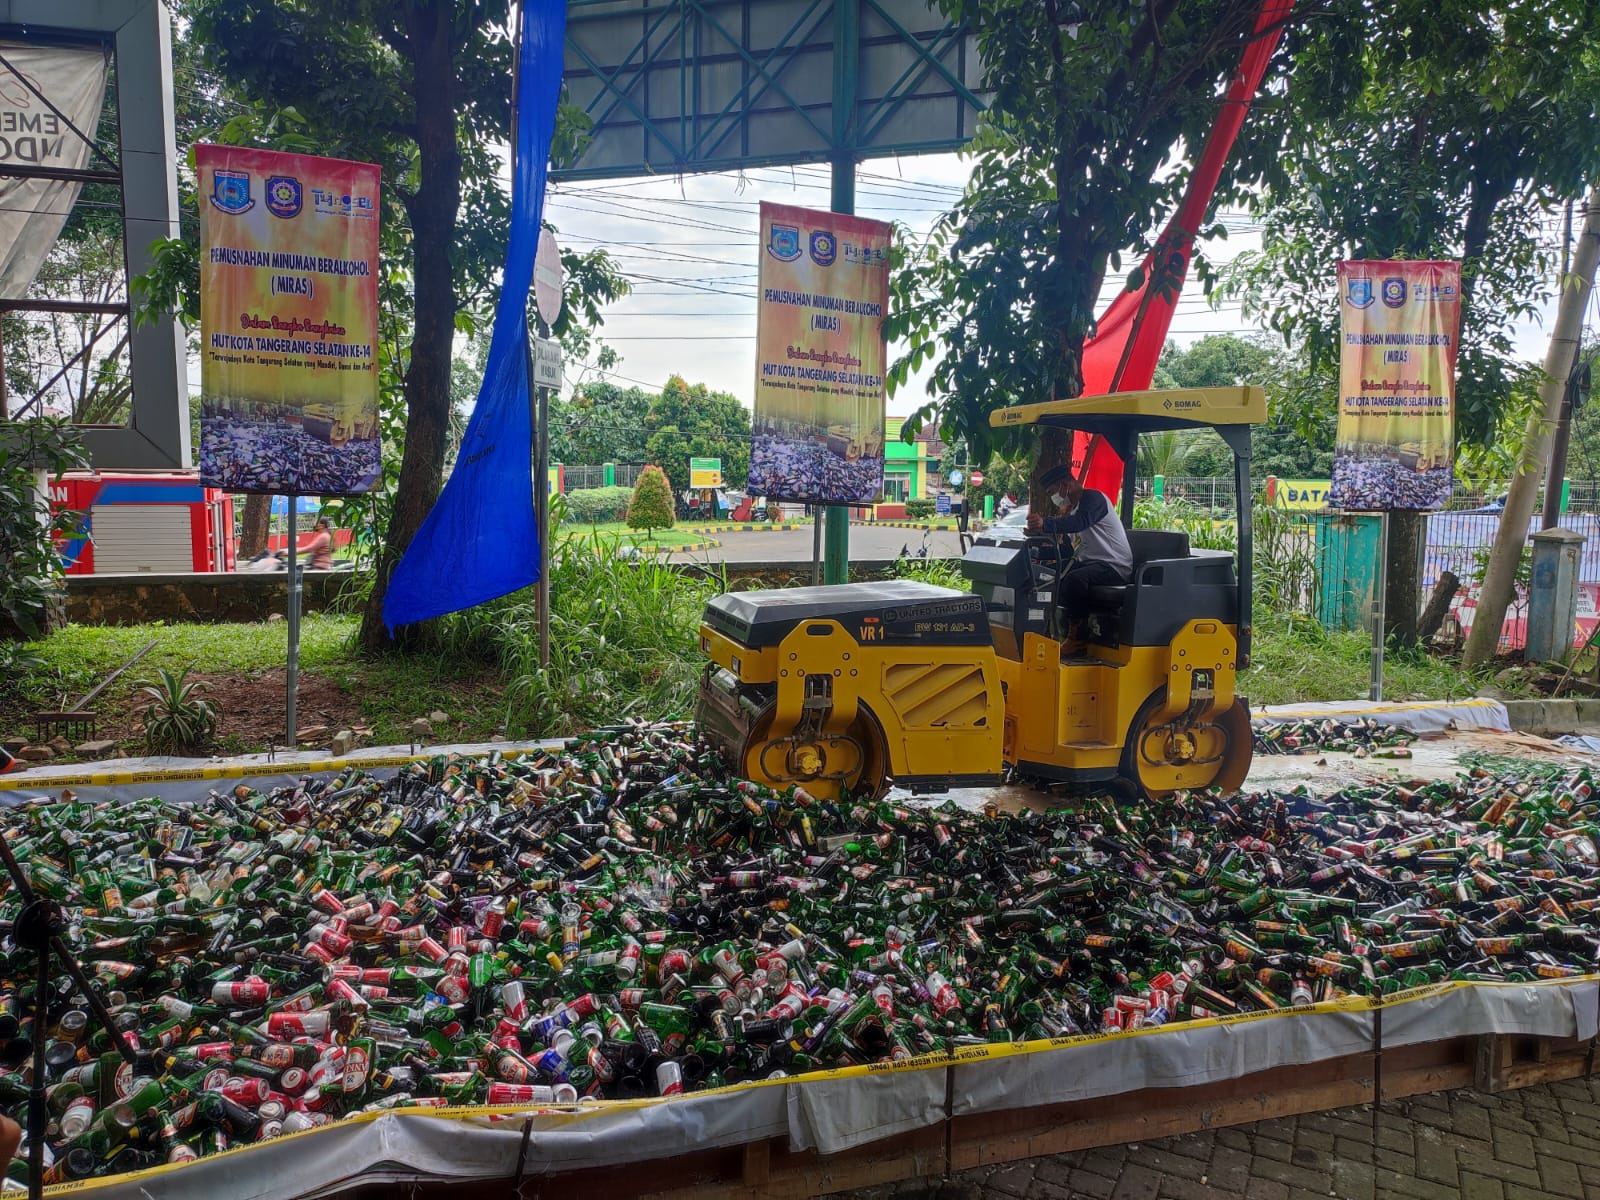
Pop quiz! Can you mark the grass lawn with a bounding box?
[1241,611,1498,706]
[5,615,507,756]
[555,522,714,548]
[4,604,1517,763]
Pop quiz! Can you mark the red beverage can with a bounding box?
[221,1076,269,1104]
[487,1082,554,1105]
[211,979,270,1005]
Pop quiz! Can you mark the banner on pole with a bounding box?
[748,201,891,506]
[196,145,382,496]
[1330,260,1461,511]
[0,41,110,300]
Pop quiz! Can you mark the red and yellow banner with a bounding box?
[196,145,381,496]
[1330,260,1461,510]
[748,201,891,505]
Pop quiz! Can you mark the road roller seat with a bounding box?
[1084,529,1191,611]
[1083,531,1241,647]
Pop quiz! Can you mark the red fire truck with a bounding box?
[53,473,235,575]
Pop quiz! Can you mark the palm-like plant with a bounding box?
[137,667,218,754]
[1137,430,1196,479]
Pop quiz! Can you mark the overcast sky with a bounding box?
[542,151,1572,416]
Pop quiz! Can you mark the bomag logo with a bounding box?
[1161,397,1203,410]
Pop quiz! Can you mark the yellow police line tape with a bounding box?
[0,745,566,795]
[42,973,1599,1195]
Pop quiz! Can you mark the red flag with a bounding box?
[1073,0,1294,500]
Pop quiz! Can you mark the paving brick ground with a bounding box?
[837,1075,1600,1200]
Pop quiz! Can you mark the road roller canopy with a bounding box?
[989,385,1267,437]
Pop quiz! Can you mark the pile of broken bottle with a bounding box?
[1,719,1595,1183]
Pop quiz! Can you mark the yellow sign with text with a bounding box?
[1270,478,1332,510]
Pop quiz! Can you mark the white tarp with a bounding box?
[1256,697,1511,734]
[0,41,109,299]
[60,977,1598,1200]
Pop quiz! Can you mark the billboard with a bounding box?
[1330,260,1461,511]
[196,145,382,496]
[689,457,723,488]
[748,201,891,506]
[0,41,110,299]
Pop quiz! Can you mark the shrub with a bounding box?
[904,498,936,519]
[563,485,634,524]
[1,420,87,639]
[441,530,720,738]
[627,466,676,536]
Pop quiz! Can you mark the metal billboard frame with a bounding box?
[557,0,988,181]
[0,0,187,469]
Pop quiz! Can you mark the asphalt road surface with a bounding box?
[668,524,972,563]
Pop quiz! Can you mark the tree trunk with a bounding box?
[1417,570,1459,643]
[1464,187,1600,667]
[357,1,461,653]
[238,493,270,559]
[1384,510,1425,647]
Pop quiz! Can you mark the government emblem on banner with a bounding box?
[809,230,836,266]
[209,169,253,214]
[265,175,303,219]
[1345,278,1373,309]
[1381,277,1407,309]
[766,223,801,261]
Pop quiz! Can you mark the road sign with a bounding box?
[936,494,951,515]
[533,338,563,388]
[690,457,723,488]
[970,470,984,485]
[534,229,563,326]
[948,469,962,486]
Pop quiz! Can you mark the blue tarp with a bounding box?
[382,0,565,631]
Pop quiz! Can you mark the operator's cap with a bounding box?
[1039,464,1075,488]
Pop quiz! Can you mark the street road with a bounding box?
[667,524,972,563]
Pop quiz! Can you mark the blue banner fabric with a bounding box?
[383,1,565,631]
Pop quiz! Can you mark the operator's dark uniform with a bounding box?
[1039,489,1134,616]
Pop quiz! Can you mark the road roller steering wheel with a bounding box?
[1023,534,1065,595]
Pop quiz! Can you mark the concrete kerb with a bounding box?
[1498,697,1600,737]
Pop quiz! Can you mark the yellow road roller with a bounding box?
[696,386,1264,800]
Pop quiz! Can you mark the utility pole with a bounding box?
[823,0,859,586]
[1464,187,1600,667]
[1541,199,1582,533]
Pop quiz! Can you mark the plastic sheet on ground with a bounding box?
[0,740,566,806]
[60,977,1598,1199]
[1255,698,1510,735]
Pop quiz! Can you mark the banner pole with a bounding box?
[286,495,302,746]
[1370,511,1387,702]
[537,372,551,671]
[812,513,823,586]
[822,0,858,587]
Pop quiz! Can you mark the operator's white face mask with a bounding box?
[1050,491,1068,508]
